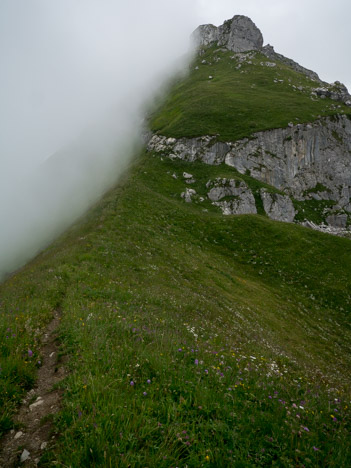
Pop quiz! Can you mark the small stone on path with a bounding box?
[20,449,30,462]
[29,397,44,411]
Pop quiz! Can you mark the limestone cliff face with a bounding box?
[225,115,351,210]
[148,135,228,165]
[148,116,351,206]
[147,115,351,229]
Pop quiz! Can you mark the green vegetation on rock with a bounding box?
[150,46,351,141]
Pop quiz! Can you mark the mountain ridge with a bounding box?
[149,18,351,235]
[0,14,351,467]
[192,15,351,103]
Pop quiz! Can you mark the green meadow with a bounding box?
[1,151,350,466]
[150,46,351,142]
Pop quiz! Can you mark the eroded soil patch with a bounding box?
[0,310,67,467]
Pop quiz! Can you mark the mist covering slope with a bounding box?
[0,0,195,281]
[0,13,351,468]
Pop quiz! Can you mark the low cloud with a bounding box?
[0,0,196,280]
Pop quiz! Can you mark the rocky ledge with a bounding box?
[147,114,351,234]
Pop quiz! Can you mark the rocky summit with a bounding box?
[193,15,264,53]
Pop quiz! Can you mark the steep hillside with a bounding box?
[1,14,351,468]
[1,152,351,466]
[150,45,351,142]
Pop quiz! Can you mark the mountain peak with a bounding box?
[193,15,264,53]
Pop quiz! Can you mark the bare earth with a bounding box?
[0,310,67,467]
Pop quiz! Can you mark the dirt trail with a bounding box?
[0,310,67,467]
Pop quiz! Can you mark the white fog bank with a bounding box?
[0,1,197,280]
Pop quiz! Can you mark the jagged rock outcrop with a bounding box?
[147,114,351,230]
[262,44,320,82]
[149,115,351,213]
[193,15,263,53]
[260,189,296,222]
[326,213,348,228]
[148,134,228,165]
[302,220,351,237]
[313,82,351,106]
[207,178,246,201]
[206,179,257,215]
[204,178,296,221]
[224,115,351,210]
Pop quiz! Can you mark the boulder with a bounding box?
[260,189,296,222]
[207,178,257,215]
[326,213,348,228]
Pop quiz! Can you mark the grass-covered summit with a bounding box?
[150,45,351,142]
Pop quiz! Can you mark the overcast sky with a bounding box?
[195,0,351,91]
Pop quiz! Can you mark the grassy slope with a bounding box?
[1,152,351,466]
[150,46,351,141]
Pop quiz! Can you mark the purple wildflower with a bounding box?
[313,446,320,451]
[143,392,147,396]
[147,379,151,384]
[130,381,135,386]
[28,349,33,358]
[178,348,182,352]
[194,359,199,365]
[303,427,309,432]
